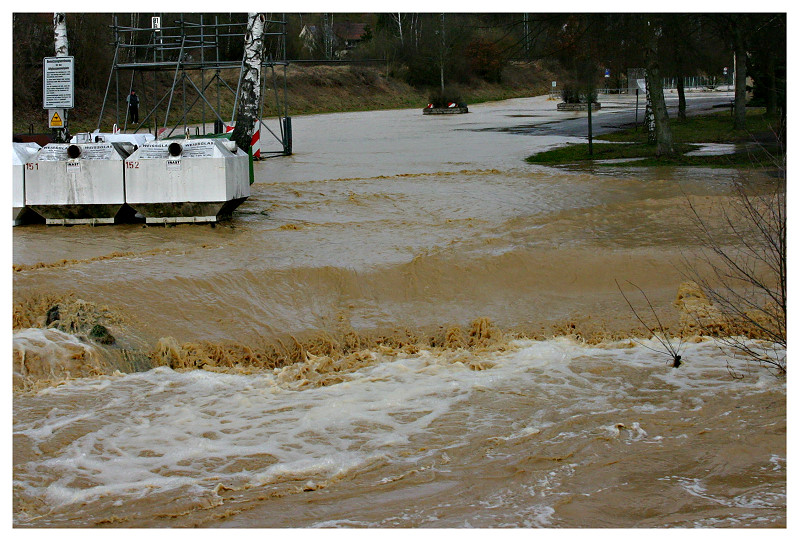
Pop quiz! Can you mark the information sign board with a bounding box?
[37,145,70,161]
[66,160,81,174]
[43,56,75,109]
[181,141,216,158]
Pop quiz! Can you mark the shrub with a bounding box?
[561,85,580,103]
[465,37,504,83]
[428,89,465,108]
[561,85,598,104]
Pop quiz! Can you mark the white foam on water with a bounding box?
[13,336,785,521]
[768,454,785,471]
[15,349,483,510]
[13,327,89,349]
[13,327,101,378]
[661,475,786,513]
[310,519,371,528]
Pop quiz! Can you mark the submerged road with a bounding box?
[461,90,736,138]
[265,89,736,183]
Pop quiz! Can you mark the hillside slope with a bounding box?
[14,61,555,135]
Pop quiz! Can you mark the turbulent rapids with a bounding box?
[12,96,786,527]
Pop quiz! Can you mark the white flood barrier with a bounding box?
[124,138,250,223]
[12,142,41,225]
[25,143,132,225]
[71,131,154,147]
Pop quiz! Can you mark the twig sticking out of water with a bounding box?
[616,279,684,368]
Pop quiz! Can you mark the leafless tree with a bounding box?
[230,13,265,154]
[53,12,68,57]
[643,16,674,156]
[616,279,684,368]
[52,13,70,142]
[683,147,786,375]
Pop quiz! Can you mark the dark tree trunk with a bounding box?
[587,80,593,156]
[765,53,777,116]
[733,29,747,130]
[676,75,687,120]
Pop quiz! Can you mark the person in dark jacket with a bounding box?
[127,91,140,124]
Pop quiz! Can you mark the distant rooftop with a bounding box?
[300,22,368,42]
[333,22,367,41]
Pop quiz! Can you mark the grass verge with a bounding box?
[526,108,782,168]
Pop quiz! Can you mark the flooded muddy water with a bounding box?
[12,95,785,527]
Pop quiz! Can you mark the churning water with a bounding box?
[12,94,785,527]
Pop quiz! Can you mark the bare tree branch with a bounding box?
[616,279,684,368]
[680,143,786,374]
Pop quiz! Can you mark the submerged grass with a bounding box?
[600,107,779,144]
[526,108,782,168]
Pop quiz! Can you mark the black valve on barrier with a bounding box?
[168,142,183,157]
[67,145,81,159]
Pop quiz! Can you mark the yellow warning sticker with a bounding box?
[50,111,63,127]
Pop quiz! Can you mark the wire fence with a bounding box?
[549,76,734,100]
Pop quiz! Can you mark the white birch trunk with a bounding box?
[52,13,69,141]
[393,13,403,45]
[645,18,674,156]
[53,13,69,57]
[231,13,265,153]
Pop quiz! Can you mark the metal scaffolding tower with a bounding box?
[98,13,291,157]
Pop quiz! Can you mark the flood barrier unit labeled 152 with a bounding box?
[124,139,250,224]
[13,142,42,226]
[24,142,133,225]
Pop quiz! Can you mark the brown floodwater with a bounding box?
[12,95,785,527]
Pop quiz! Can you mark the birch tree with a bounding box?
[53,12,68,57]
[52,12,69,142]
[644,17,674,156]
[392,13,403,45]
[230,13,265,154]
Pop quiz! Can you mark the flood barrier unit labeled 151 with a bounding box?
[13,142,42,226]
[25,142,133,225]
[124,139,250,224]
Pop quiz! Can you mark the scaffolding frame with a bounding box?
[97,13,291,157]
